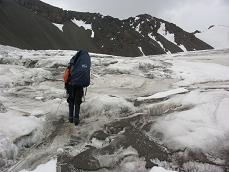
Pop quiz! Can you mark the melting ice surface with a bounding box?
[0,45,229,171]
[19,159,57,172]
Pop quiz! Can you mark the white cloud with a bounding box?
[42,0,229,31]
[160,0,229,31]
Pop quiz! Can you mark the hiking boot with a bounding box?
[69,117,73,123]
[74,118,80,126]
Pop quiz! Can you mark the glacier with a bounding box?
[0,45,229,172]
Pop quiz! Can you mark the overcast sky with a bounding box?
[42,0,229,32]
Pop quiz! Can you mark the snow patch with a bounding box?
[0,112,43,166]
[35,97,44,101]
[135,17,140,21]
[149,166,177,172]
[151,90,229,152]
[72,19,94,38]
[105,60,138,75]
[158,23,175,44]
[171,61,229,86]
[20,159,57,172]
[0,112,42,141]
[179,44,187,52]
[138,47,145,56]
[52,23,63,32]
[135,23,141,33]
[157,22,187,52]
[137,88,189,102]
[148,33,170,54]
[90,138,105,148]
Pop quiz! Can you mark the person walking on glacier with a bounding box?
[64,50,91,125]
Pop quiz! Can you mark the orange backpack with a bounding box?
[64,67,71,84]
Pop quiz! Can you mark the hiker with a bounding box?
[64,50,91,125]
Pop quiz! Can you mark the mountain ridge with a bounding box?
[0,0,213,56]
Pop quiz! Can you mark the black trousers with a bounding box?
[67,85,83,120]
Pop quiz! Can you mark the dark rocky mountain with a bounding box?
[0,0,213,56]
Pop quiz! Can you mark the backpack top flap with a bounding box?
[70,50,82,65]
[70,50,91,87]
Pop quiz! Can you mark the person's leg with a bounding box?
[68,85,76,123]
[74,87,83,125]
[69,103,74,123]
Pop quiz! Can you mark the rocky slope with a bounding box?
[0,0,213,56]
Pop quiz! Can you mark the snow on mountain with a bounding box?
[1,45,229,171]
[71,19,95,38]
[52,23,64,32]
[138,47,145,56]
[148,33,168,53]
[195,25,229,49]
[158,23,175,45]
[0,0,213,56]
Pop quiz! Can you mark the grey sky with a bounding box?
[42,0,229,31]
